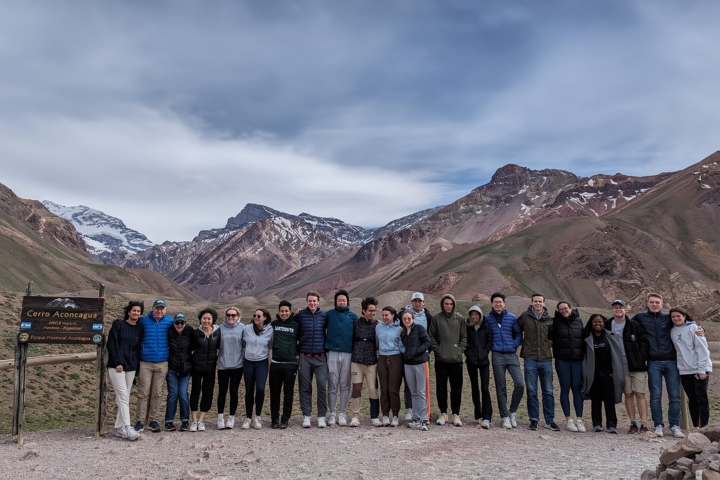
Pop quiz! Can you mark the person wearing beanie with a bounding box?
[465,305,493,429]
[325,289,358,426]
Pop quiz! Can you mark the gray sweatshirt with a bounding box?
[217,319,244,370]
[670,323,712,375]
[243,323,274,361]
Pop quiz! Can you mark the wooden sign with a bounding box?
[19,296,104,344]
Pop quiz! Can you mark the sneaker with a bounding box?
[115,427,127,438]
[436,413,448,426]
[180,421,189,432]
[482,419,490,429]
[670,426,685,438]
[545,422,560,431]
[280,418,289,429]
[226,416,235,429]
[576,419,586,433]
[242,418,252,429]
[529,420,538,431]
[502,417,512,429]
[126,426,139,441]
[593,425,602,433]
[629,423,639,434]
[303,416,311,428]
[349,417,360,427]
[217,414,225,430]
[407,420,419,428]
[271,418,280,429]
[391,416,399,427]
[566,419,578,432]
[149,420,161,433]
[382,416,390,427]
[197,421,205,432]
[328,413,336,426]
[253,416,262,430]
[477,418,483,425]
[372,418,382,427]
[654,425,664,437]
[419,421,429,431]
[318,417,326,428]
[404,410,413,421]
[452,414,462,427]
[639,424,649,434]
[338,413,348,426]
[189,422,198,432]
[133,421,144,433]
[510,412,517,428]
[607,427,618,434]
[164,422,176,432]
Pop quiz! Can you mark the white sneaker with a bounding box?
[241,417,252,429]
[382,416,390,427]
[197,421,205,432]
[670,426,685,438]
[226,415,235,429]
[253,416,262,430]
[318,417,326,428]
[510,412,517,428]
[477,418,483,424]
[338,413,347,426]
[453,414,462,427]
[407,420,419,428]
[391,416,399,427]
[576,419,586,433]
[436,413,448,426]
[328,413,336,426]
[217,414,225,430]
[349,417,360,427]
[404,410,413,421]
[125,426,139,441]
[115,427,127,439]
[189,422,198,432]
[566,419,578,432]
[502,417,512,429]
[419,421,429,431]
[654,425,664,437]
[372,418,382,427]
[302,416,311,428]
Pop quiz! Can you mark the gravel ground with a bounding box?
[0,417,675,479]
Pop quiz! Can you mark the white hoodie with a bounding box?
[670,323,713,375]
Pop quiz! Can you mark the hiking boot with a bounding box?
[217,414,225,430]
[350,417,360,427]
[271,418,280,429]
[242,417,252,429]
[133,421,144,432]
[528,420,538,431]
[653,425,664,437]
[180,421,189,432]
[338,413,348,426]
[639,424,648,434]
[629,423,639,434]
[452,414,462,427]
[545,422,560,431]
[607,427,618,434]
[510,412,517,428]
[576,419,586,432]
[670,426,685,438]
[593,425,602,432]
[436,413,448,426]
[566,419,578,432]
[280,418,289,429]
[226,415,235,429]
[164,422,176,432]
[502,417,512,429]
[303,416,311,428]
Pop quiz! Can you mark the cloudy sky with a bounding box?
[1,1,719,243]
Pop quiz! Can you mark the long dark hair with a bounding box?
[669,307,694,323]
[399,310,414,339]
[253,308,271,334]
[123,301,144,320]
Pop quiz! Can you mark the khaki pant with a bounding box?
[350,362,378,416]
[135,361,168,423]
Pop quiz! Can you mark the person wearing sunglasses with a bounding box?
[241,308,274,429]
[216,307,244,430]
[164,313,193,432]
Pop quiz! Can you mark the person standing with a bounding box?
[107,301,144,441]
[189,308,221,432]
[269,300,300,429]
[465,305,493,429]
[164,313,193,432]
[134,299,173,433]
[670,307,712,429]
[552,301,586,433]
[297,291,329,428]
[349,297,380,427]
[517,294,558,431]
[376,306,404,427]
[607,299,650,434]
[242,308,273,430]
[402,292,434,421]
[428,294,467,426]
[216,307,244,430]
[325,289,357,426]
[400,310,431,431]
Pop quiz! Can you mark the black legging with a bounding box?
[680,374,710,427]
[190,371,215,413]
[217,368,243,416]
[466,362,492,421]
[244,359,269,418]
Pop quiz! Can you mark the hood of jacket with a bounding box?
[439,294,457,316]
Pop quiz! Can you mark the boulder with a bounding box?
[661,468,683,480]
[703,470,720,480]
[640,469,658,480]
[700,423,720,442]
[661,433,712,465]
[675,457,694,472]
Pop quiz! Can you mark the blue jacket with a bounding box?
[632,310,676,361]
[486,309,521,353]
[139,313,173,362]
[376,320,404,356]
[297,307,327,355]
[325,307,357,353]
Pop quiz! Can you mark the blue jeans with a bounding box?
[647,360,681,427]
[524,359,555,423]
[165,369,190,423]
[555,358,583,417]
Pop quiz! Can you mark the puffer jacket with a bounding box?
[551,309,584,361]
[167,323,193,376]
[632,310,676,361]
[401,324,431,365]
[191,328,221,373]
[486,308,521,354]
[518,306,553,361]
[297,307,327,355]
[138,314,174,362]
[465,319,493,366]
[325,306,357,353]
[428,294,467,363]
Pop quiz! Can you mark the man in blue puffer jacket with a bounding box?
[486,292,524,430]
[135,299,174,433]
[297,291,329,428]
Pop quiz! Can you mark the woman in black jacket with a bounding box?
[107,301,144,441]
[164,313,193,432]
[552,301,585,433]
[189,308,221,432]
[400,310,431,431]
[465,305,494,429]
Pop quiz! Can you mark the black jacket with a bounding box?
[191,328,221,374]
[465,319,493,366]
[167,324,194,376]
[401,324,431,365]
[551,309,584,361]
[106,319,143,372]
[632,310,676,361]
[605,316,649,372]
[352,317,379,365]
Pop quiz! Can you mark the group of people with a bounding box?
[105,290,712,442]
